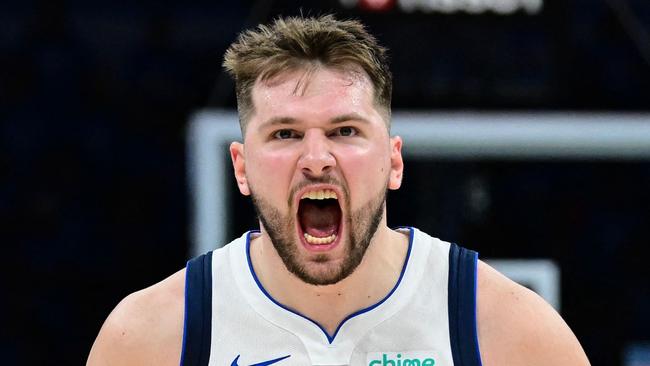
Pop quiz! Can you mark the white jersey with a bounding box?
[180,227,482,366]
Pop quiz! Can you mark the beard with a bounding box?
[250,179,387,286]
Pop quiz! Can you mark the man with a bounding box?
[88,15,590,366]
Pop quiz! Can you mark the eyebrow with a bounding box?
[330,113,370,125]
[259,116,297,129]
[260,113,370,129]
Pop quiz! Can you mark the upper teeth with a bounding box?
[301,189,337,200]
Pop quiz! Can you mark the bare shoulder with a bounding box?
[86,268,186,366]
[476,260,590,366]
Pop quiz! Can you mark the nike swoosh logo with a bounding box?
[230,354,291,366]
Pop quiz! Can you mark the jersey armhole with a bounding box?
[180,252,213,366]
[448,243,483,366]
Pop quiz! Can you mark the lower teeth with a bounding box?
[304,233,336,245]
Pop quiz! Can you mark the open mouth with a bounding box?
[297,188,342,247]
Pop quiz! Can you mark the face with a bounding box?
[230,66,403,285]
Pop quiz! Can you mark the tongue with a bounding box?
[299,200,340,237]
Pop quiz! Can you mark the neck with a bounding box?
[249,224,410,336]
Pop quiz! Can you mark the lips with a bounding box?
[295,186,343,251]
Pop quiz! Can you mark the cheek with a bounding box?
[247,149,295,199]
[337,145,390,196]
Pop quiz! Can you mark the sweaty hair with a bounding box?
[222,14,392,133]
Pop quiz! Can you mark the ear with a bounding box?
[229,142,250,196]
[388,136,404,190]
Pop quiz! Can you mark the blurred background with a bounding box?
[2,0,649,365]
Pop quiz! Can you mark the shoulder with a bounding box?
[86,268,186,366]
[476,260,590,366]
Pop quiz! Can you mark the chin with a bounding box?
[290,247,357,286]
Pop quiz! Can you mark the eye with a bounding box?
[273,129,298,139]
[334,126,358,137]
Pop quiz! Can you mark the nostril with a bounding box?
[298,152,336,176]
[301,163,334,179]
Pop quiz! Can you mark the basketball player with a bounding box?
[87,15,590,366]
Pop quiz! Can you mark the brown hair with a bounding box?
[222,14,392,133]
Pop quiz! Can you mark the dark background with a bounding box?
[2,0,649,365]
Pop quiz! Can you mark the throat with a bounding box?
[284,277,386,338]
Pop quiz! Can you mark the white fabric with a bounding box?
[207,227,455,366]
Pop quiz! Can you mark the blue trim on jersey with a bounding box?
[448,244,482,366]
[246,228,415,344]
[180,253,213,366]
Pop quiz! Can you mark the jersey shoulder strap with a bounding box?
[180,252,213,366]
[448,243,482,366]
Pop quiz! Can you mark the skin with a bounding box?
[87,66,591,366]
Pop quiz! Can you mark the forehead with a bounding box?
[248,66,377,127]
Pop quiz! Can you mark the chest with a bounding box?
[208,293,454,366]
[208,241,454,366]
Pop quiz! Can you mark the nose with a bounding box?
[297,130,336,177]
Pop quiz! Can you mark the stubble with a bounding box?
[250,178,387,286]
